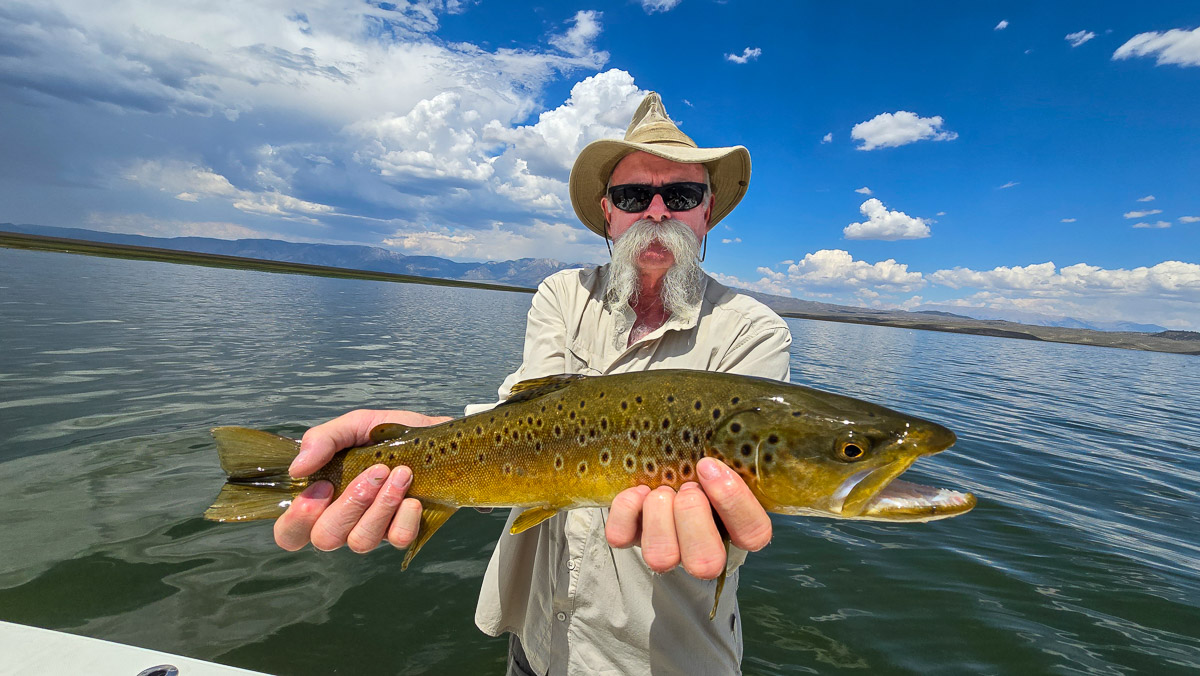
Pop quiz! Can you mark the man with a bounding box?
[273,94,792,675]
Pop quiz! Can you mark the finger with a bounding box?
[293,410,376,477]
[309,465,389,551]
[387,497,425,549]
[640,486,680,573]
[346,466,413,553]
[273,481,334,551]
[697,458,773,552]
[673,481,726,579]
[605,485,651,548]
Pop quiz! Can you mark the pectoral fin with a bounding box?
[709,537,731,621]
[369,423,412,444]
[400,504,458,571]
[509,506,560,534]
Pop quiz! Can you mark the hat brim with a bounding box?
[569,139,751,238]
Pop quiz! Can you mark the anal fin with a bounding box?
[509,506,560,534]
[709,537,731,621]
[400,504,458,571]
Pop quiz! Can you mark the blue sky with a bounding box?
[1,1,1198,328]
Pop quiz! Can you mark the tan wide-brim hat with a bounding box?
[568,92,751,238]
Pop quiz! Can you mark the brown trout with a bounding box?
[205,369,975,616]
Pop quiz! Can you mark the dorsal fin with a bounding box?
[501,374,588,406]
[369,422,413,444]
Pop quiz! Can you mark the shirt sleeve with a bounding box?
[464,275,571,416]
[717,323,792,383]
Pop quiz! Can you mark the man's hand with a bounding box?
[273,409,450,553]
[604,458,772,579]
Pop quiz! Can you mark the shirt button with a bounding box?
[567,560,576,570]
[557,612,567,622]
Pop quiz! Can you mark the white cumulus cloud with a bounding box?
[997,181,1020,189]
[1113,27,1200,67]
[995,20,1009,31]
[1180,216,1200,223]
[1066,31,1096,48]
[1061,218,1077,223]
[855,186,872,195]
[549,10,608,66]
[851,111,958,151]
[639,0,682,13]
[844,199,931,240]
[1137,195,1156,202]
[1124,209,1163,219]
[1132,221,1171,229]
[726,47,762,64]
[821,132,833,144]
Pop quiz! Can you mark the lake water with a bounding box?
[1,248,1198,675]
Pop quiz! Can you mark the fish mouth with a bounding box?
[829,462,976,522]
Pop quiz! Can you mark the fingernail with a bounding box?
[391,466,413,488]
[698,458,724,480]
[367,465,388,485]
[289,451,310,474]
[310,481,333,499]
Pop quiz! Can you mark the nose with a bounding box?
[642,193,671,222]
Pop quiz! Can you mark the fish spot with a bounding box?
[569,411,576,420]
[504,411,509,418]
[527,431,533,441]
[644,460,656,474]
[642,419,650,431]
[763,453,774,464]
[731,396,740,405]
[554,455,564,470]
[741,444,753,457]
[536,418,544,427]
[589,428,597,438]
[600,450,611,465]
[599,391,605,398]
[664,470,674,482]
[557,403,563,411]
[667,394,675,403]
[733,459,743,470]
[412,437,421,445]
[749,466,757,475]
[577,461,588,475]
[494,433,502,443]
[791,411,803,417]
[600,418,608,430]
[580,400,586,409]
[476,425,483,435]
[478,453,485,462]
[730,422,741,433]
[629,429,639,442]
[388,453,395,460]
[439,447,446,456]
[535,441,543,452]
[623,455,636,472]
[682,430,691,442]
[712,408,722,420]
[681,463,692,477]
[503,463,513,475]
[512,431,520,441]
[554,425,562,438]
[578,434,586,444]
[541,406,546,413]
[767,434,779,445]
[450,441,458,451]
[661,418,670,430]
[635,396,643,404]
[665,444,675,457]
[425,453,433,465]
[705,430,714,440]
[527,417,534,425]
[694,400,702,410]
[621,401,628,410]
[375,451,382,459]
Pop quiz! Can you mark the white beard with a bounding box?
[604,219,704,336]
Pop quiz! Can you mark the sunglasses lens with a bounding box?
[663,184,705,211]
[611,186,652,212]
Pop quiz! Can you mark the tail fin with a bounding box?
[204,426,308,522]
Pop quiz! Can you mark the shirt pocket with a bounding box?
[566,341,603,376]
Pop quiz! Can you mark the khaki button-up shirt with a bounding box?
[469,266,792,676]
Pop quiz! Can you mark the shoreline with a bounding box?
[3,230,1196,356]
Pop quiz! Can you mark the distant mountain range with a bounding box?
[0,223,1172,335]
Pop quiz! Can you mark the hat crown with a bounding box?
[624,93,696,148]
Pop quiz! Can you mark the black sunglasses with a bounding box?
[606,182,708,213]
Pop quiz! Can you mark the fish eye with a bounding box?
[835,439,869,462]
